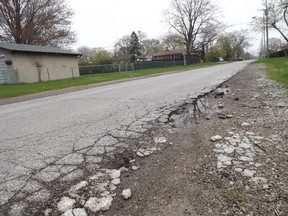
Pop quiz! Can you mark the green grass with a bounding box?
[0,62,222,99]
[224,189,247,204]
[257,57,288,91]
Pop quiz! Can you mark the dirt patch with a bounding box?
[103,63,288,216]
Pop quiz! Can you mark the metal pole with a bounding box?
[47,68,50,81]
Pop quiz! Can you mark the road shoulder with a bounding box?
[104,62,288,215]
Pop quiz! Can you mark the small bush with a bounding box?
[224,190,247,204]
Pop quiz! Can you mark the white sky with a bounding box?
[69,0,270,54]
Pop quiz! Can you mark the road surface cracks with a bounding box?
[0,62,261,215]
[0,93,181,215]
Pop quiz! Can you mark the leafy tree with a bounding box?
[90,48,112,65]
[206,43,225,61]
[243,52,255,60]
[0,0,76,47]
[217,30,250,61]
[164,0,221,56]
[129,31,141,62]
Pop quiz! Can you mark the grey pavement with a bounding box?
[0,61,253,214]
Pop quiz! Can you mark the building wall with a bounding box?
[152,54,184,61]
[10,53,80,83]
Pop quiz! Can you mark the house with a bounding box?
[0,43,81,84]
[152,49,185,61]
[152,49,201,64]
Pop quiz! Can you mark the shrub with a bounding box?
[269,50,287,58]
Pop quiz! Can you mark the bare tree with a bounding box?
[196,21,227,60]
[0,0,76,47]
[114,34,131,57]
[267,0,288,42]
[141,39,163,59]
[269,37,283,51]
[137,30,148,45]
[164,0,221,55]
[77,46,91,64]
[162,33,185,50]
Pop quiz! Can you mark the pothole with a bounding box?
[168,85,232,129]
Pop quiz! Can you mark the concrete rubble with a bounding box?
[43,135,167,215]
[213,131,268,184]
[121,189,132,200]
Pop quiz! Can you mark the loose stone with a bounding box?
[120,167,129,173]
[111,178,121,186]
[154,137,167,144]
[57,197,76,212]
[110,184,117,191]
[62,208,87,216]
[211,135,223,142]
[218,113,227,119]
[72,181,88,191]
[84,196,113,213]
[241,122,250,127]
[132,166,139,171]
[218,104,224,108]
[234,168,243,172]
[217,154,232,166]
[136,151,145,158]
[129,159,136,164]
[243,169,256,177]
[110,169,121,179]
[121,189,132,200]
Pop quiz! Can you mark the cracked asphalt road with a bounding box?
[0,61,253,215]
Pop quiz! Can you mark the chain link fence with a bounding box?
[1,58,201,84]
[79,60,186,76]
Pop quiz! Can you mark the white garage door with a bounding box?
[0,55,9,84]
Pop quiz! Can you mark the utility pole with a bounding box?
[265,0,269,58]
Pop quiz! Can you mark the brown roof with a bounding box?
[153,49,185,57]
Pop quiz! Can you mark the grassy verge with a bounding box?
[257,57,288,91]
[0,62,222,99]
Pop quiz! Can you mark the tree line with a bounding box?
[0,0,287,61]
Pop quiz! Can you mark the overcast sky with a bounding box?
[69,0,266,54]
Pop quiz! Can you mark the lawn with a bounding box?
[0,62,222,99]
[257,57,288,91]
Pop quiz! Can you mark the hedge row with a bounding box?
[269,50,288,58]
